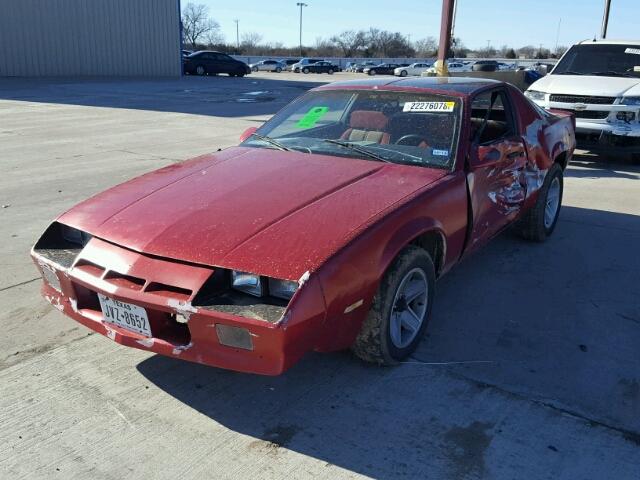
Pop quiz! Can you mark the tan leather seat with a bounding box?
[341,110,390,144]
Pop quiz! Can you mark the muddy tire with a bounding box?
[352,246,435,365]
[516,162,564,242]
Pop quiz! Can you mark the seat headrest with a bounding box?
[349,110,389,130]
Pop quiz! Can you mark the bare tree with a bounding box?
[182,3,221,48]
[414,37,438,57]
[240,32,264,54]
[330,30,367,57]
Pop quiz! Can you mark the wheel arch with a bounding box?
[554,150,569,170]
[379,217,447,280]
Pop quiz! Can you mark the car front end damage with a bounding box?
[31,222,326,375]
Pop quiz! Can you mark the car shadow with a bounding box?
[137,205,640,477]
[0,75,328,118]
[566,154,640,179]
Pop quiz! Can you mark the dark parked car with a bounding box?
[301,61,339,74]
[183,51,251,77]
[472,60,499,72]
[355,61,378,72]
[363,63,402,75]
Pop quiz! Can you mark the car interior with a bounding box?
[469,90,514,144]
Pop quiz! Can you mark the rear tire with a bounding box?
[328,69,334,74]
[516,163,564,242]
[352,246,435,365]
[195,65,206,76]
[369,69,376,76]
[251,66,258,72]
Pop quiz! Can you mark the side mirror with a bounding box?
[239,126,258,143]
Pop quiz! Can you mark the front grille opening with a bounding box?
[74,283,101,312]
[555,109,610,120]
[150,314,191,346]
[549,94,616,105]
[74,260,106,278]
[73,283,191,345]
[103,271,145,290]
[145,282,192,301]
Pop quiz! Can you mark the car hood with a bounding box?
[59,147,447,280]
[531,74,640,97]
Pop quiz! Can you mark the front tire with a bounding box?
[353,246,435,365]
[368,69,376,75]
[302,67,310,74]
[516,162,564,242]
[275,67,282,73]
[195,65,206,76]
[400,70,408,77]
[328,68,334,74]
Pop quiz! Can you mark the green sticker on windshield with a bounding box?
[297,106,329,128]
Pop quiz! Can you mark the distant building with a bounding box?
[0,0,181,77]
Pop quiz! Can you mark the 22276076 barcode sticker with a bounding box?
[403,101,456,113]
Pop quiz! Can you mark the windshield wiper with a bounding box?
[323,139,393,163]
[249,133,291,151]
[555,70,585,75]
[591,71,635,78]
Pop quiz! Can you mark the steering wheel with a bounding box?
[395,134,429,147]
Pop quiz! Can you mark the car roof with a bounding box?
[577,39,640,46]
[315,76,502,96]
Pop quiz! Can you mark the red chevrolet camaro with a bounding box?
[32,77,575,375]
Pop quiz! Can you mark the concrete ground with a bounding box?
[0,72,638,480]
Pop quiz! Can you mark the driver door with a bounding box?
[465,88,528,254]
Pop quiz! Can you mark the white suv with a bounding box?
[525,40,640,144]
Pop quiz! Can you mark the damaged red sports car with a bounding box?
[32,77,575,375]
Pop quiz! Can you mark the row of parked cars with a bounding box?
[181,50,519,78]
[250,58,343,74]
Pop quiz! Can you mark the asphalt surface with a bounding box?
[0,72,639,480]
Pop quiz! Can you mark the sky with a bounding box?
[194,0,637,50]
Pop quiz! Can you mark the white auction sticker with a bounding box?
[403,101,456,113]
[625,48,640,55]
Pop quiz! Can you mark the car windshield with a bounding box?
[241,89,462,168]
[553,44,640,78]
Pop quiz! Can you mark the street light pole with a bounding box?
[435,0,455,76]
[296,2,308,57]
[234,19,239,52]
[601,0,611,39]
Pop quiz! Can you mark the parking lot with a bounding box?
[1,72,639,479]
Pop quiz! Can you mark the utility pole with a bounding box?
[296,3,308,57]
[601,0,611,38]
[234,19,239,52]
[435,0,455,76]
[555,17,562,55]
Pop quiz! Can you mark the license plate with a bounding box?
[98,294,152,337]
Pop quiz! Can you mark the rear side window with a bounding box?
[470,90,516,144]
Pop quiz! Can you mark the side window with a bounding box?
[470,90,515,144]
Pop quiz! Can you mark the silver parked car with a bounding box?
[249,60,285,73]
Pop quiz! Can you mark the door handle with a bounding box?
[506,150,525,159]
